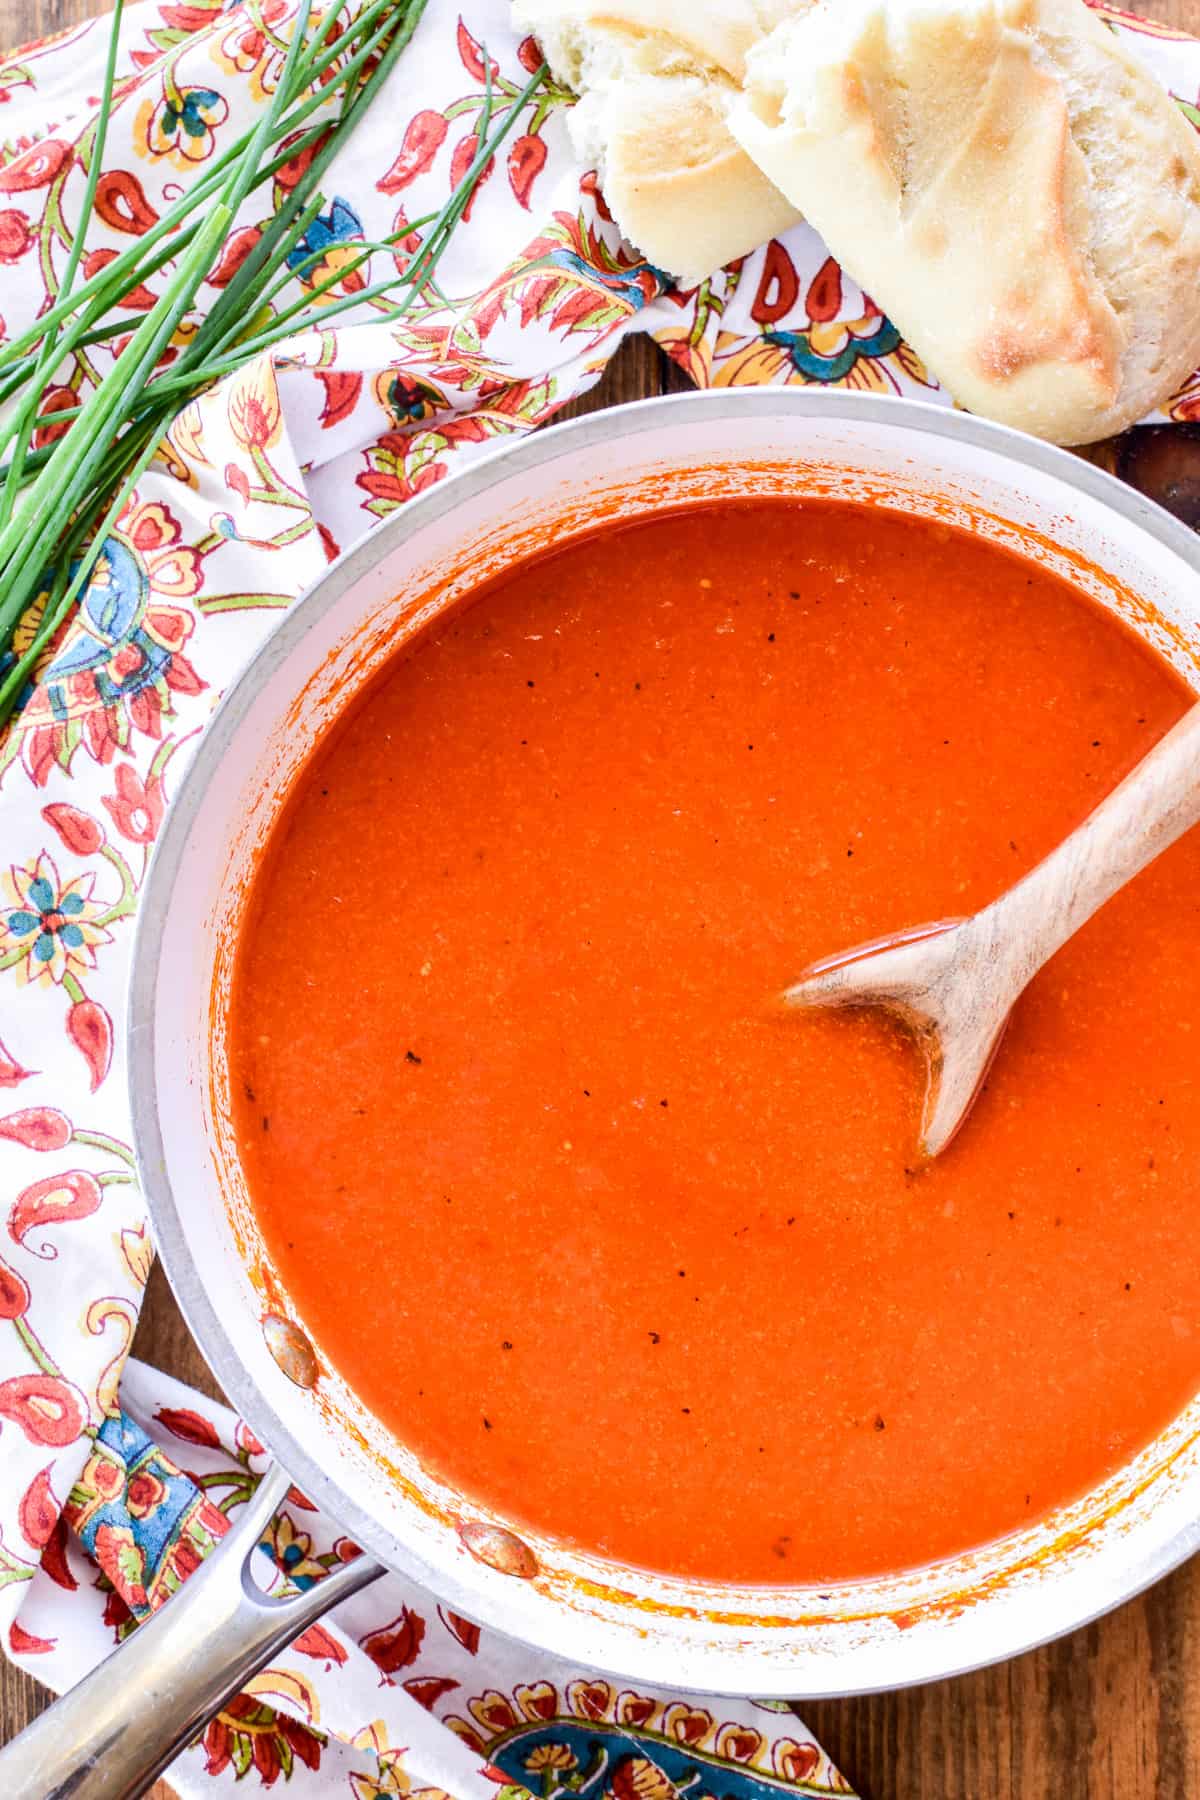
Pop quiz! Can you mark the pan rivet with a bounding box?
[262,1313,320,1389]
[457,1520,539,1579]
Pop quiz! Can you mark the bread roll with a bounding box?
[730,0,1200,443]
[512,0,805,283]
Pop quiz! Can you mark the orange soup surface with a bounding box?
[230,498,1200,1585]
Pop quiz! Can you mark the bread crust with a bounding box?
[514,0,803,282]
[730,0,1200,443]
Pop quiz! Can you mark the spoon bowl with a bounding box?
[782,917,1009,1160]
[781,700,1200,1157]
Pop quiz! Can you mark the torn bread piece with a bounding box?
[514,0,806,283]
[730,0,1200,443]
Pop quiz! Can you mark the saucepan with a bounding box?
[7,390,1200,1800]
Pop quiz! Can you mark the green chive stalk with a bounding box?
[0,0,548,726]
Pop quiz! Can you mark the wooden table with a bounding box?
[4,0,1200,1793]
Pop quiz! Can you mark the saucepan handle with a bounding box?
[0,1462,385,1800]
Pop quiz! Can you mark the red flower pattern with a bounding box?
[439,1606,481,1654]
[18,1464,58,1549]
[0,1255,30,1319]
[9,1621,55,1654]
[10,1168,103,1253]
[94,168,158,234]
[33,383,77,448]
[102,761,164,844]
[126,1469,168,1518]
[507,133,547,209]
[0,1374,87,1446]
[203,1695,324,1785]
[209,223,262,288]
[39,1514,76,1592]
[449,131,493,220]
[0,1106,70,1151]
[0,207,32,259]
[41,802,105,855]
[0,137,69,190]
[456,18,499,82]
[155,1406,222,1449]
[378,111,448,192]
[0,1036,32,1087]
[361,1606,426,1676]
[66,998,113,1091]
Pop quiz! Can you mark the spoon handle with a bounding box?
[980,700,1200,990]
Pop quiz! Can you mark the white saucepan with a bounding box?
[6,391,1200,1799]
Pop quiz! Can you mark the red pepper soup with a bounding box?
[229,498,1200,1585]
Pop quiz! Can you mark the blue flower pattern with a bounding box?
[286,195,364,277]
[160,87,222,142]
[7,873,87,966]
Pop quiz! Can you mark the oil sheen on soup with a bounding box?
[230,498,1200,1585]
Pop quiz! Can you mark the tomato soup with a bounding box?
[229,499,1200,1586]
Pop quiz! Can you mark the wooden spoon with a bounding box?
[779,703,1200,1160]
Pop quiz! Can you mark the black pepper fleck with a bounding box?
[405,1049,422,1065]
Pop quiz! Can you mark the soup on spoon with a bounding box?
[229,496,1200,1586]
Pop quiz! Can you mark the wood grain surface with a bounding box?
[3,1,1200,1794]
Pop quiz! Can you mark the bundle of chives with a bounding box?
[0,0,545,727]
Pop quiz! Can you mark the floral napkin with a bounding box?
[0,0,1198,1790]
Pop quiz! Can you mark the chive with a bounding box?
[0,0,548,728]
[0,0,126,527]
